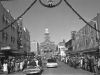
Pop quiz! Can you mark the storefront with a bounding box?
[0,46,19,63]
[71,46,98,56]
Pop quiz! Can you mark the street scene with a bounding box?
[0,0,100,75]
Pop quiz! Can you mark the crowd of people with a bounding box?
[63,53,100,73]
[0,56,42,74]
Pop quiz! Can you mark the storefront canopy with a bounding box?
[11,51,25,56]
[71,46,98,55]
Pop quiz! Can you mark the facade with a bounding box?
[0,2,30,59]
[72,13,100,53]
[0,2,18,58]
[40,28,56,58]
[30,40,39,55]
[58,39,66,57]
[17,18,30,55]
[65,39,72,51]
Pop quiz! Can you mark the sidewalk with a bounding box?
[1,71,23,75]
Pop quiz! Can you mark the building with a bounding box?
[17,18,30,55]
[30,40,39,55]
[58,39,66,57]
[0,2,18,59]
[40,28,56,58]
[0,2,30,60]
[65,39,72,51]
[72,13,100,54]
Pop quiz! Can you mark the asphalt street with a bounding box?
[1,60,94,75]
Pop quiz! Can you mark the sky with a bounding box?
[1,0,100,47]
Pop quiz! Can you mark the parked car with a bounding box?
[46,58,58,68]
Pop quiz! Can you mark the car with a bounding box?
[23,65,43,75]
[46,58,58,68]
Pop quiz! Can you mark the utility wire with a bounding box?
[64,0,100,33]
[0,0,37,32]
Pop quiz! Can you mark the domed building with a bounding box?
[39,29,56,58]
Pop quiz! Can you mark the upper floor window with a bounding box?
[11,24,16,31]
[2,32,8,41]
[2,15,6,23]
[6,19,9,26]
[85,40,88,47]
[2,32,5,39]
[94,23,96,29]
[11,36,15,43]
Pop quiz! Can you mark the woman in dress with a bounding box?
[3,60,8,74]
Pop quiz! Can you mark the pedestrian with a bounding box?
[0,61,2,74]
[23,59,27,70]
[35,58,39,66]
[20,61,23,71]
[15,60,19,72]
[97,57,100,74]
[90,55,95,73]
[93,56,98,73]
[3,60,8,74]
[38,58,42,67]
[8,61,11,74]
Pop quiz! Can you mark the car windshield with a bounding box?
[47,58,56,63]
[27,60,37,66]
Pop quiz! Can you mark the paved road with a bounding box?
[2,60,94,75]
[42,60,94,75]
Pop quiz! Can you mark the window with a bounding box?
[2,32,5,39]
[5,32,8,40]
[86,40,87,46]
[2,15,6,23]
[2,32,8,40]
[13,37,14,43]
[6,19,9,25]
[94,23,96,29]
[90,27,92,33]
[11,36,13,43]
[83,41,85,47]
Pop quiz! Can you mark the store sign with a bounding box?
[1,46,10,50]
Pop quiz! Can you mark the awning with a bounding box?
[9,51,25,56]
[72,46,98,54]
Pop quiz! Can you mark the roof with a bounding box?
[58,39,66,46]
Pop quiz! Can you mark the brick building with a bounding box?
[72,13,100,54]
[0,2,30,59]
[0,2,18,58]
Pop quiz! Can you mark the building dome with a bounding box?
[45,28,49,33]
